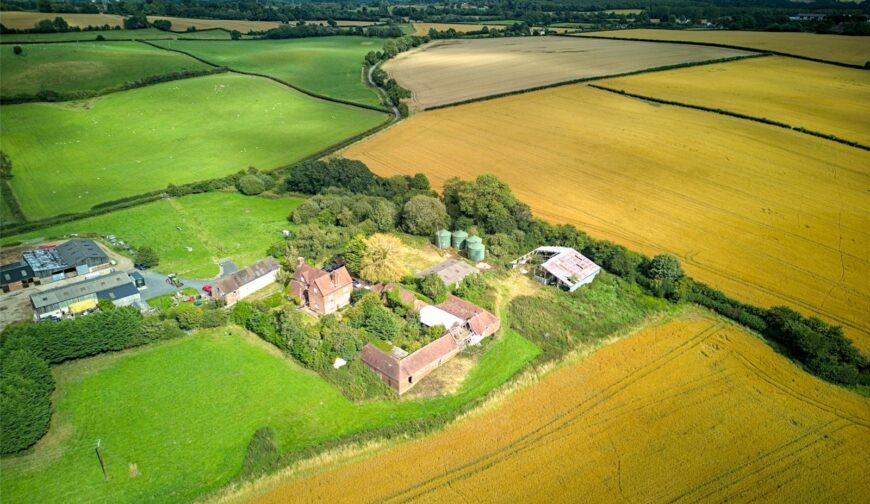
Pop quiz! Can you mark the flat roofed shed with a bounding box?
[419,305,465,329]
[416,259,479,286]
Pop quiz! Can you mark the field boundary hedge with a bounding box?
[0,67,228,104]
[138,39,391,113]
[563,32,868,70]
[0,27,233,44]
[588,84,870,151]
[424,52,769,111]
[0,179,27,224]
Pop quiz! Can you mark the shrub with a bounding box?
[201,309,228,328]
[135,246,159,269]
[417,273,447,303]
[238,174,266,195]
[647,254,683,282]
[402,195,448,236]
[13,45,23,55]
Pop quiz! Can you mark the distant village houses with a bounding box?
[290,259,353,315]
[213,257,280,307]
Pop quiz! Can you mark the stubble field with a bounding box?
[0,11,124,29]
[383,37,753,109]
[1,73,388,220]
[598,55,870,145]
[411,22,493,36]
[151,37,383,105]
[0,42,211,98]
[244,312,870,503]
[345,84,870,352]
[144,16,282,32]
[577,29,870,66]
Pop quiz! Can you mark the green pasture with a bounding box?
[151,37,384,106]
[0,323,539,502]
[0,28,232,43]
[0,41,211,98]
[1,73,388,220]
[146,287,201,310]
[3,192,303,279]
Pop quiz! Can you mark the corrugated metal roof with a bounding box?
[97,282,140,301]
[56,240,108,266]
[0,262,34,285]
[215,257,280,294]
[31,272,131,309]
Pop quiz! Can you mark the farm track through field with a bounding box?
[377,323,725,503]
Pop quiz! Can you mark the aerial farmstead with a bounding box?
[513,246,602,292]
[213,257,281,307]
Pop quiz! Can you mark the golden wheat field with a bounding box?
[345,85,870,352]
[0,11,124,29]
[411,22,493,36]
[578,29,870,66]
[241,312,870,503]
[599,56,870,145]
[144,16,282,32]
[383,37,752,109]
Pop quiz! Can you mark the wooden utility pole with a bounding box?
[95,439,109,481]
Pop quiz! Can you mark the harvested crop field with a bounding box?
[1,73,388,219]
[345,85,870,352]
[577,29,870,66]
[411,22,493,36]
[383,37,754,109]
[245,312,870,503]
[145,16,281,32]
[0,11,124,29]
[598,56,870,145]
[0,27,232,43]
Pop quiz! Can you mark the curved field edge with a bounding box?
[0,72,390,221]
[221,309,870,504]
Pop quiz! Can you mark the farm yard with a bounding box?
[0,11,125,29]
[597,56,870,145]
[345,84,870,352]
[0,317,540,503]
[1,73,388,220]
[2,192,303,279]
[0,42,212,98]
[382,37,754,109]
[577,29,870,66]
[150,37,384,106]
[246,311,870,503]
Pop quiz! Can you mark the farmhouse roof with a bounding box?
[536,246,601,287]
[56,240,108,266]
[416,259,479,285]
[216,257,280,294]
[0,262,34,286]
[312,266,352,296]
[437,295,500,337]
[30,272,132,309]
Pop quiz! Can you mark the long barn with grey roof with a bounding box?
[30,271,140,319]
[22,240,110,283]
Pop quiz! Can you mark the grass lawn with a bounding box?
[0,42,211,98]
[3,192,303,279]
[151,37,384,106]
[0,324,539,503]
[1,73,388,220]
[0,27,232,42]
[146,287,201,310]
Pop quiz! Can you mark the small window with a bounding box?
[408,376,413,384]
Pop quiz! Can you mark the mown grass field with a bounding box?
[0,27,232,42]
[151,37,383,106]
[384,37,752,109]
[0,11,125,29]
[0,42,211,98]
[3,192,303,279]
[0,321,539,503]
[246,311,870,503]
[599,56,870,145]
[577,29,870,66]
[1,73,388,220]
[345,84,870,352]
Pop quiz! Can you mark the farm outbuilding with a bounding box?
[362,333,461,395]
[0,262,35,292]
[415,259,479,288]
[22,240,110,283]
[513,246,601,292]
[213,257,280,307]
[30,271,140,319]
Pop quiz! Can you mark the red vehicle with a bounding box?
[202,285,213,295]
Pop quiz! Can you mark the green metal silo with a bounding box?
[452,230,469,250]
[435,229,452,249]
[466,235,483,247]
[468,242,485,262]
